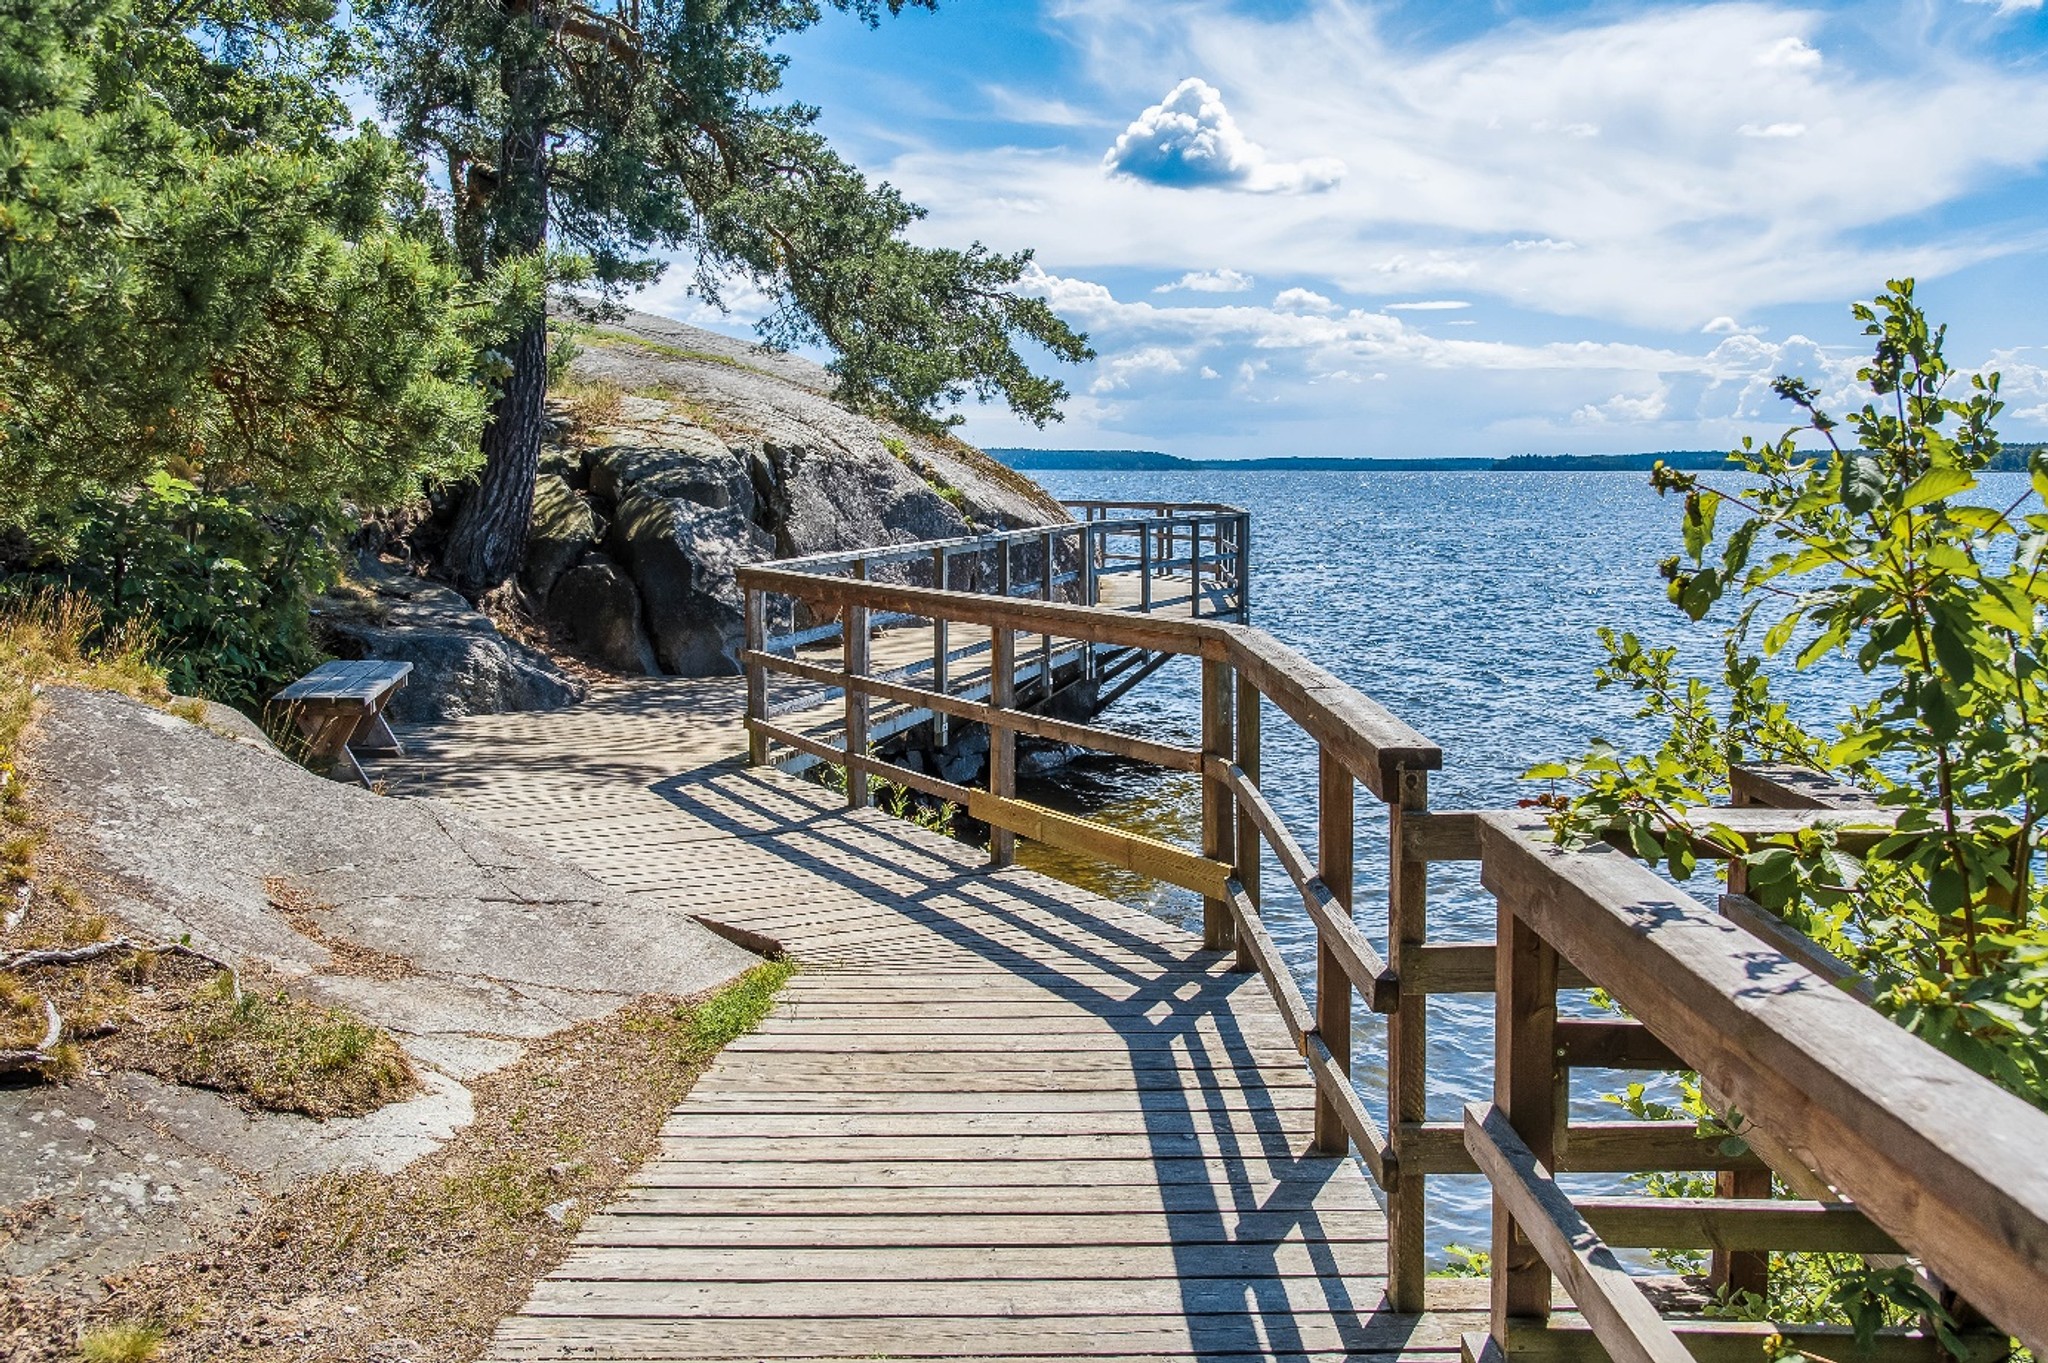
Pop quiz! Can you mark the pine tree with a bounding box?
[0,0,488,523]
[369,0,1091,594]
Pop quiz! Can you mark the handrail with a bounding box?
[1472,810,2048,1358]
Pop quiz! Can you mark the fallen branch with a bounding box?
[0,998,62,1073]
[0,936,239,996]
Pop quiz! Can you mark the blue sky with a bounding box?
[639,0,2048,460]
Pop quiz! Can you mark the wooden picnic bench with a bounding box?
[270,659,412,786]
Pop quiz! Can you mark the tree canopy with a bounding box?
[0,0,488,524]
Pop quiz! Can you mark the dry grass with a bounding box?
[547,374,625,433]
[96,964,419,1120]
[2,960,796,1362]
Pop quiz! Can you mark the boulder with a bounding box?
[610,491,772,675]
[522,473,602,598]
[321,560,584,724]
[546,554,660,674]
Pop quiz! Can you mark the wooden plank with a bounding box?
[1727,762,1879,810]
[1306,1029,1387,1185]
[1466,1104,1695,1363]
[1314,749,1355,1157]
[543,1241,1390,1282]
[1479,812,2048,1354]
[611,1182,1385,1215]
[1398,1121,1770,1177]
[570,1209,1391,1249]
[1556,1019,1684,1071]
[1575,1196,1901,1254]
[1227,879,1311,1048]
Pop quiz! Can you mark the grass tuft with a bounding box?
[113,972,418,1118]
[679,958,795,1054]
[76,1321,165,1362]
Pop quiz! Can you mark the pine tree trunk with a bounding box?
[443,315,547,595]
[441,13,551,597]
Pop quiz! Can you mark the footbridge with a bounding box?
[386,500,2048,1363]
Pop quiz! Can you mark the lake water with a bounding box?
[1011,467,1993,1264]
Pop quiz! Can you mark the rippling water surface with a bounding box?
[1013,467,1984,1262]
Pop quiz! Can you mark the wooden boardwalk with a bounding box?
[382,638,1467,1361]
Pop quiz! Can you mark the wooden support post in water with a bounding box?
[1191,519,1204,618]
[843,560,871,809]
[745,588,768,766]
[1040,528,1054,703]
[1201,659,1235,952]
[1081,525,1098,680]
[989,624,1016,867]
[931,547,950,747]
[1492,888,1561,1334]
[1232,670,1261,974]
[1387,764,1431,1311]
[1312,749,1354,1155]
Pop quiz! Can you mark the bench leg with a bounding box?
[350,709,404,756]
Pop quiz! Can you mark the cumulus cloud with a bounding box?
[1273,287,1339,314]
[1157,268,1254,293]
[1102,77,1344,194]
[1738,121,1807,138]
[1386,300,1472,311]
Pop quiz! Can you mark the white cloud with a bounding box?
[1273,287,1339,314]
[870,1,2048,328]
[1738,121,1808,138]
[1157,268,1255,293]
[1089,344,1188,393]
[983,86,1097,127]
[1102,77,1345,194]
[1386,300,1472,311]
[1573,388,1671,424]
[1756,36,1823,68]
[1965,0,2042,14]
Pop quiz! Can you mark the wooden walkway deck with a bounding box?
[381,639,1469,1361]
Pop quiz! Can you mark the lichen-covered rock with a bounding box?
[522,473,602,598]
[525,311,1074,678]
[609,490,772,675]
[546,554,658,674]
[322,561,584,723]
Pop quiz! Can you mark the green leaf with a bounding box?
[1839,453,1885,517]
[1899,466,1974,509]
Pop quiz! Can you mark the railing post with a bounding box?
[989,624,1016,867]
[745,585,768,766]
[1715,782,1772,1299]
[1232,671,1260,974]
[1081,525,1098,681]
[1491,888,1560,1335]
[1236,512,1251,621]
[1139,526,1153,612]
[1387,765,1430,1311]
[931,547,950,748]
[1190,518,1203,618]
[843,559,870,810]
[1200,658,1235,953]
[1312,749,1353,1153]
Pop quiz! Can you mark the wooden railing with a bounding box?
[742,503,1248,767]
[1469,803,2048,1361]
[735,506,2048,1342]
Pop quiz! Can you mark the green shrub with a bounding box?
[7,475,340,711]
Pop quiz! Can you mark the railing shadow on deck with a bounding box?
[645,762,1440,1355]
